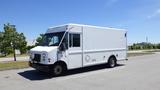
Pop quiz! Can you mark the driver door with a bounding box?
[67,33,82,69]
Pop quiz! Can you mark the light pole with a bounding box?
[10,25,16,61]
[11,42,16,61]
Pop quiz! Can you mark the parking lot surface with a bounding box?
[0,54,160,90]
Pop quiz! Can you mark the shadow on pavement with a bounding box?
[18,64,125,81]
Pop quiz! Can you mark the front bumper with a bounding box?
[29,61,51,72]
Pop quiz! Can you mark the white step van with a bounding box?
[29,23,127,75]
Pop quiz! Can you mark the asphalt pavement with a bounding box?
[0,53,160,90]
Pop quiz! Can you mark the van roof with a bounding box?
[48,23,127,32]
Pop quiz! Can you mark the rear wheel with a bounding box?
[108,56,117,68]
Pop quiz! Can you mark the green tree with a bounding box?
[26,45,35,50]
[16,33,27,54]
[129,42,160,50]
[2,23,27,55]
[35,34,44,46]
[3,23,15,54]
[0,32,4,54]
[157,44,160,49]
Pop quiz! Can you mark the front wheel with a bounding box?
[108,57,117,68]
[51,64,64,76]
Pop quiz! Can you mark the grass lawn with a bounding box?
[0,54,28,58]
[127,52,154,57]
[145,49,160,53]
[0,61,29,71]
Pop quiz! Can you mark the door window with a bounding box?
[69,33,80,47]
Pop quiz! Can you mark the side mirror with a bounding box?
[59,43,66,51]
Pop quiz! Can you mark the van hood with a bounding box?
[30,46,58,52]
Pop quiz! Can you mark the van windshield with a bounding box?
[40,32,65,46]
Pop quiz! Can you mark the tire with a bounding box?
[51,64,64,76]
[108,56,117,68]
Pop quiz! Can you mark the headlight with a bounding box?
[42,53,46,61]
[42,53,46,57]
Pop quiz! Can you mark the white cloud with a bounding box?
[147,9,160,19]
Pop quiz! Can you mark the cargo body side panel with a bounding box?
[82,26,127,67]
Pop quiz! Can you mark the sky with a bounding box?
[0,0,160,45]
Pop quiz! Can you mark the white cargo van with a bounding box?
[29,23,127,75]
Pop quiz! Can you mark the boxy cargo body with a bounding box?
[29,24,127,75]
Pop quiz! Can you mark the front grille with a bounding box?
[33,54,41,62]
